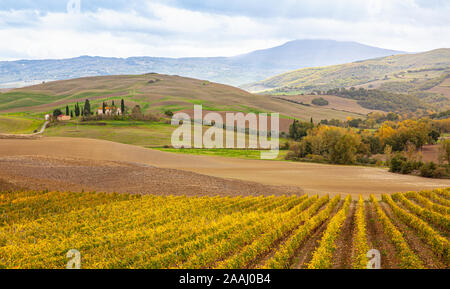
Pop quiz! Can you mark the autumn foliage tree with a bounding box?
[290,126,362,164]
[376,119,432,151]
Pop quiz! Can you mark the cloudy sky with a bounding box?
[0,0,449,61]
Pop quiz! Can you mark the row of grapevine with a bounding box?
[392,193,450,232]
[2,189,449,269]
[262,195,341,269]
[352,196,369,269]
[215,196,319,269]
[0,191,140,225]
[419,190,450,208]
[434,188,450,199]
[115,195,305,269]
[307,195,352,269]
[1,194,278,268]
[111,196,298,269]
[405,191,450,215]
[177,197,316,269]
[383,194,449,264]
[370,195,424,269]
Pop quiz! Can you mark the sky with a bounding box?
[0,0,449,61]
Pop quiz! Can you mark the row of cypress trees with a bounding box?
[55,99,125,118]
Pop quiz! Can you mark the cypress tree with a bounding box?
[121,99,125,115]
[53,109,62,117]
[70,110,73,118]
[74,102,80,117]
[84,99,91,116]
[66,105,69,116]
[102,102,106,114]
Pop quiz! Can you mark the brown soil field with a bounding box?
[1,137,449,197]
[273,94,382,116]
[421,144,441,163]
[0,155,303,196]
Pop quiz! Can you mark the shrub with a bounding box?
[432,166,447,178]
[420,162,438,178]
[389,153,406,173]
[306,154,327,163]
[312,97,329,106]
[400,161,414,174]
[53,109,62,117]
[285,151,298,161]
[357,156,377,165]
[281,141,290,150]
[164,110,174,117]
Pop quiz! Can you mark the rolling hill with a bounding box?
[0,40,403,88]
[243,49,450,93]
[242,48,450,112]
[0,74,365,124]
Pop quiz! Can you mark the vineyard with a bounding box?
[0,189,449,269]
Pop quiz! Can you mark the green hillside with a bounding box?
[0,74,363,122]
[242,49,450,110]
[0,114,43,134]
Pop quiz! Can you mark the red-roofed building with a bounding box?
[57,114,71,121]
[97,106,122,115]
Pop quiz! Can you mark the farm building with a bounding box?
[57,115,71,121]
[97,107,122,115]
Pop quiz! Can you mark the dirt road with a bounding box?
[0,137,449,197]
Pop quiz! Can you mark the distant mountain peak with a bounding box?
[0,39,406,88]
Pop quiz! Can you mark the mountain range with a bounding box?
[0,39,403,88]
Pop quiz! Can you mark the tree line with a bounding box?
[53,99,126,118]
[325,87,424,112]
[286,117,449,178]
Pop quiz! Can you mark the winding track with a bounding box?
[0,137,449,196]
[0,121,49,139]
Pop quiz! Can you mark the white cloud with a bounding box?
[0,1,448,60]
